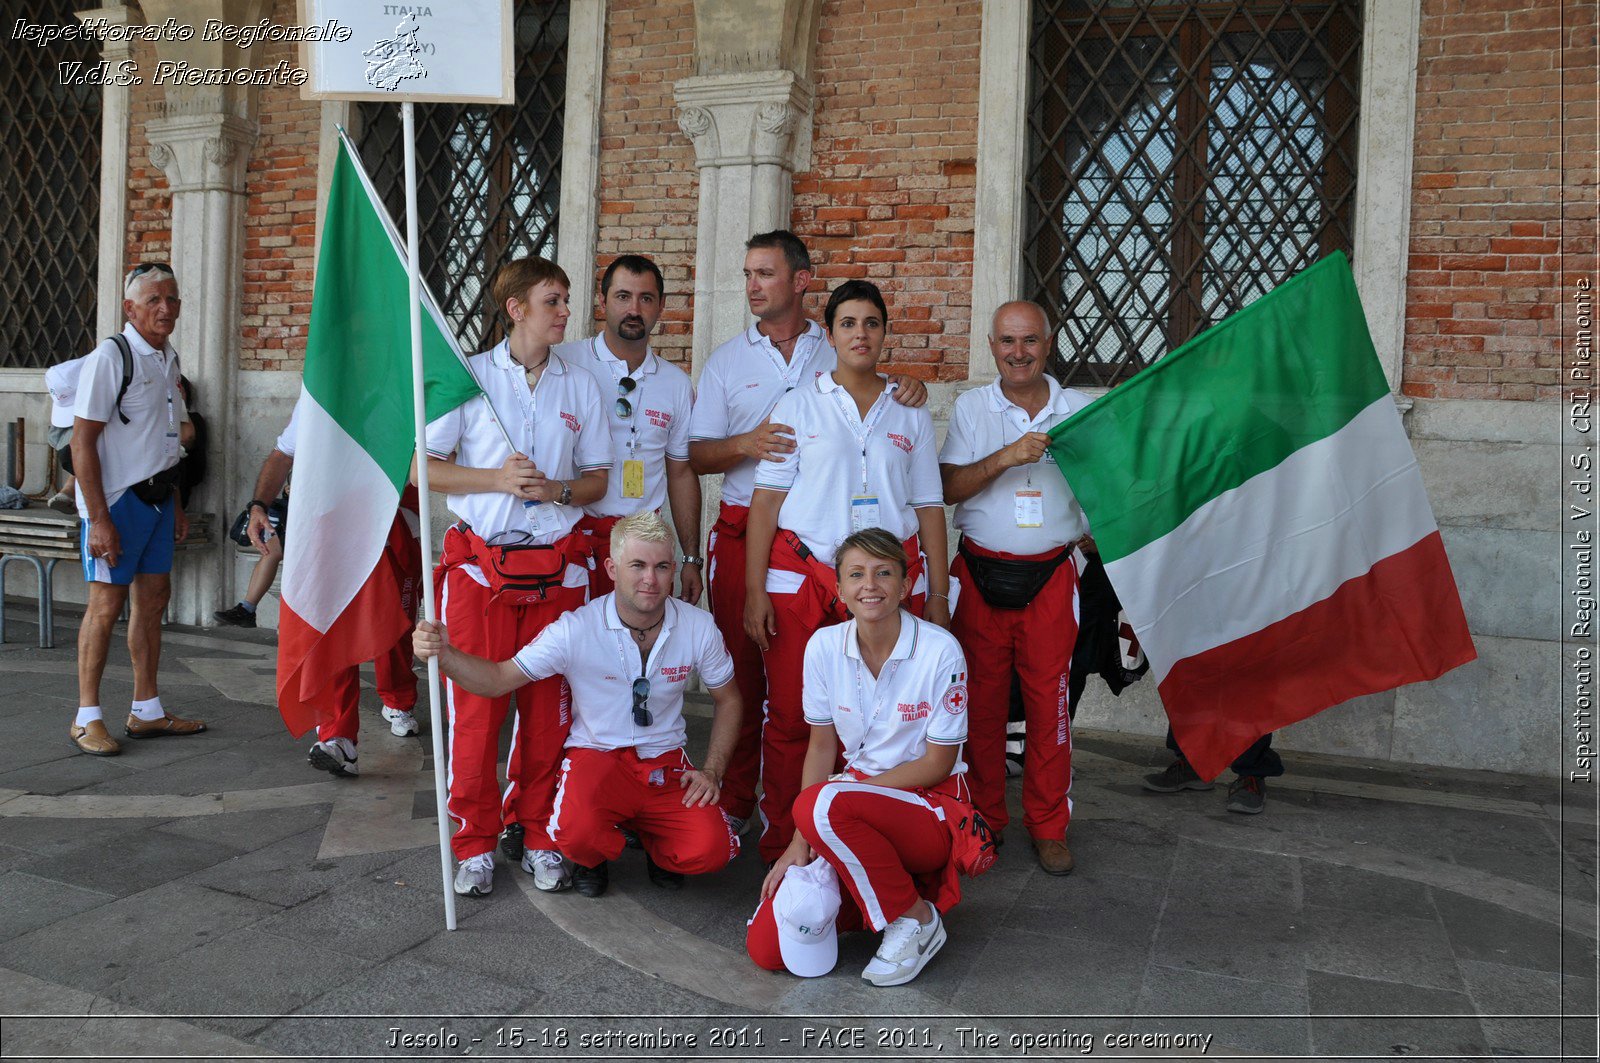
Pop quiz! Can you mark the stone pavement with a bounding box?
[0,607,1595,1063]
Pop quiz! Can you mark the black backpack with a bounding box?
[55,335,136,476]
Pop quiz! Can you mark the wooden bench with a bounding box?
[0,505,213,649]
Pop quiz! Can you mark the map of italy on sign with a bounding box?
[298,0,513,104]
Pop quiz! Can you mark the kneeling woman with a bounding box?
[747,528,974,987]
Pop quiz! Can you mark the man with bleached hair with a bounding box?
[69,262,206,758]
[414,512,742,899]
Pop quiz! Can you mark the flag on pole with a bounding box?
[276,134,481,737]
[1047,252,1476,780]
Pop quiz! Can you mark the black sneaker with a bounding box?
[573,860,609,898]
[214,604,256,628]
[646,854,684,891]
[1142,757,1215,793]
[1226,775,1266,814]
[499,822,525,862]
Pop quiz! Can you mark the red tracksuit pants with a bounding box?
[950,542,1079,840]
[706,503,766,822]
[438,526,582,861]
[549,746,738,873]
[756,532,926,862]
[317,512,422,743]
[796,778,953,932]
[577,514,621,598]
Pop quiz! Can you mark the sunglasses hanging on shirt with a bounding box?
[615,376,638,419]
[631,676,653,728]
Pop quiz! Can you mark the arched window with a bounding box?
[357,0,568,354]
[1026,0,1361,385]
[0,0,101,369]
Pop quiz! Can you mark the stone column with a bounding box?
[77,4,137,338]
[140,0,265,624]
[674,71,815,374]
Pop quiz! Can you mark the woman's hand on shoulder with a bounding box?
[923,593,951,629]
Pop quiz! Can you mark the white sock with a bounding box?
[130,696,165,721]
[75,706,103,727]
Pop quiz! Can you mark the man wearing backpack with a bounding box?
[69,262,208,757]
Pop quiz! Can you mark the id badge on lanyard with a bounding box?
[511,348,563,537]
[838,388,889,534]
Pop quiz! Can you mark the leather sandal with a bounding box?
[124,712,207,739]
[70,720,122,757]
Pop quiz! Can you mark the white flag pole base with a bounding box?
[401,100,458,932]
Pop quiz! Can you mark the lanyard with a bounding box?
[831,382,893,494]
[850,638,905,760]
[759,326,814,393]
[1005,400,1059,488]
[598,337,644,455]
[504,340,546,460]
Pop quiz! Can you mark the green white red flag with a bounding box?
[276,134,480,737]
[1048,252,1476,780]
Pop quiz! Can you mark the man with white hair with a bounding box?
[413,511,742,899]
[69,262,207,757]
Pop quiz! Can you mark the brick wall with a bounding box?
[124,37,169,274]
[1403,0,1596,401]
[592,0,699,371]
[238,0,320,372]
[798,0,981,382]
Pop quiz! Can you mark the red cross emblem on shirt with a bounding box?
[943,683,968,714]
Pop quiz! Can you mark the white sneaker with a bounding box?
[308,738,358,777]
[523,848,571,892]
[453,852,494,896]
[862,907,947,987]
[381,707,419,737]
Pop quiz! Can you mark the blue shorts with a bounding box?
[81,489,176,585]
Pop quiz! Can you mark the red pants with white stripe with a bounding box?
[950,541,1079,840]
[438,525,583,861]
[757,532,926,862]
[550,746,738,873]
[316,510,422,743]
[793,779,953,932]
[706,503,766,822]
[578,514,621,598]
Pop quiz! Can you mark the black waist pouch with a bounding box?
[959,539,1072,610]
[128,466,179,506]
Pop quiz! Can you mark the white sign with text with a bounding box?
[299,0,513,104]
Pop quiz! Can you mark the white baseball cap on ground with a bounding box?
[774,859,843,977]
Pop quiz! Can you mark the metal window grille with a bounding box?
[356,0,568,354]
[1025,0,1361,386]
[0,0,102,369]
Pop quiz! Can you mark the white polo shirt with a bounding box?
[275,400,301,456]
[554,334,694,519]
[424,342,611,543]
[803,613,969,779]
[688,321,836,507]
[73,323,189,517]
[513,594,736,760]
[754,374,943,564]
[939,377,1094,555]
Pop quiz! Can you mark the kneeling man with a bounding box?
[414,512,742,898]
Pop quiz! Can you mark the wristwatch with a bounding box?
[556,481,572,506]
[679,554,704,566]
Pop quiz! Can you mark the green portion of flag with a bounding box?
[302,138,480,491]
[1046,252,1389,564]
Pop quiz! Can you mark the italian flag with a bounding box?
[277,134,480,738]
[1048,253,1475,780]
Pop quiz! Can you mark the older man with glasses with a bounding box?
[413,512,743,899]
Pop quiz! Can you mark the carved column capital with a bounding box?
[672,70,814,172]
[75,5,139,61]
[144,113,258,194]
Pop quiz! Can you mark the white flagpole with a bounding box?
[402,100,458,932]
